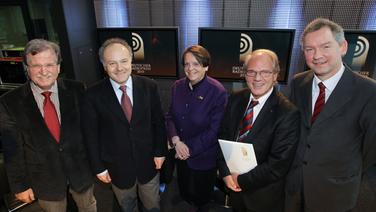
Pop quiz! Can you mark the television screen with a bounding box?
[97,27,179,78]
[0,57,27,85]
[199,28,295,83]
[344,30,376,79]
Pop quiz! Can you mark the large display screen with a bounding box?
[344,30,376,79]
[97,27,179,78]
[199,28,295,83]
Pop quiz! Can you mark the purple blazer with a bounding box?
[166,76,227,170]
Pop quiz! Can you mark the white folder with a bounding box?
[218,139,258,174]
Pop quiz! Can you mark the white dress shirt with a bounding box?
[30,81,61,123]
[110,76,133,105]
[311,64,345,114]
[245,86,274,124]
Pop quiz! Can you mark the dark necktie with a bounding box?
[238,100,259,142]
[311,82,326,124]
[42,91,60,143]
[120,85,132,121]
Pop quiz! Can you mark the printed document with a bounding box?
[218,139,257,174]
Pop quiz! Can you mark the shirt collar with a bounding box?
[30,80,58,94]
[313,63,345,93]
[109,75,133,90]
[250,86,274,107]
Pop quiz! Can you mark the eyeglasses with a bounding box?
[246,70,274,78]
[28,64,58,70]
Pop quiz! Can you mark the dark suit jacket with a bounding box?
[0,79,93,201]
[218,88,300,212]
[81,75,167,189]
[285,66,376,212]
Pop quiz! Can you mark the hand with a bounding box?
[15,188,35,203]
[231,173,241,190]
[97,171,112,183]
[223,175,241,192]
[154,157,165,169]
[175,141,190,160]
[172,136,190,160]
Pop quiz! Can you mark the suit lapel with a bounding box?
[21,83,55,141]
[313,68,354,126]
[102,78,129,124]
[130,75,142,124]
[247,89,277,140]
[229,89,250,141]
[57,80,75,142]
[300,72,314,127]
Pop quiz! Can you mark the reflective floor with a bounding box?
[1,166,375,212]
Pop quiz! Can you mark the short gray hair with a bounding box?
[98,37,133,64]
[301,18,345,48]
[243,49,280,73]
[23,39,62,66]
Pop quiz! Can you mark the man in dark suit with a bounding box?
[0,39,96,212]
[285,18,376,212]
[81,38,167,212]
[218,49,300,212]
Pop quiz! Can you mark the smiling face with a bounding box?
[102,43,133,84]
[245,53,278,99]
[303,26,348,81]
[27,49,60,90]
[183,52,208,85]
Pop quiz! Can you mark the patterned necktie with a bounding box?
[311,82,326,124]
[238,100,259,142]
[42,91,60,143]
[119,85,132,121]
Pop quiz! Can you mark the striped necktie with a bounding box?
[238,100,259,142]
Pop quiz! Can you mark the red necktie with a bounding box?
[238,100,259,142]
[120,85,132,121]
[42,92,60,143]
[311,82,326,124]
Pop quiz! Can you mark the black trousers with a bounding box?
[176,160,217,207]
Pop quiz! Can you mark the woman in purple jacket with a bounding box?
[165,45,228,210]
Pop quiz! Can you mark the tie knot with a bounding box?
[318,82,326,91]
[119,85,127,93]
[250,100,259,108]
[42,91,52,98]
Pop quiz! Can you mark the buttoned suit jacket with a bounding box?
[218,88,300,212]
[285,66,376,212]
[0,79,93,201]
[81,75,167,189]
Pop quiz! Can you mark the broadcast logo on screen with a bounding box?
[239,33,253,63]
[132,32,145,60]
[350,36,369,72]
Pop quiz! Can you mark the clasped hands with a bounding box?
[223,173,242,192]
[172,136,190,160]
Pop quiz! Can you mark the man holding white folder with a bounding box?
[218,49,300,212]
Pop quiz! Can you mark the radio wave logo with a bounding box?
[351,36,369,71]
[239,33,253,63]
[132,32,145,60]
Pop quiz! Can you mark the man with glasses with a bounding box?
[0,39,96,211]
[218,49,300,212]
